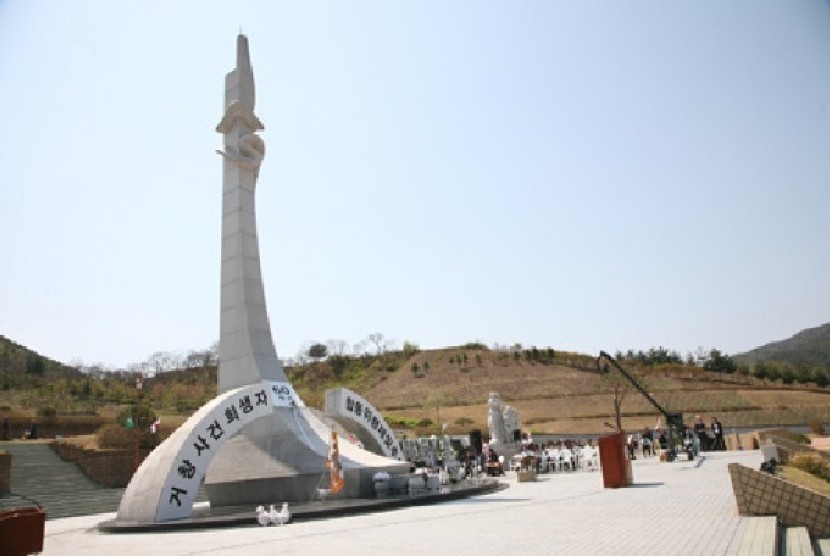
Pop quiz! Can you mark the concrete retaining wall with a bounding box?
[728,462,830,538]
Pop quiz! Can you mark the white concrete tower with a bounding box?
[114,36,411,520]
[216,34,286,393]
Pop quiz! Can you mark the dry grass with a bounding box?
[61,434,99,449]
[779,465,830,496]
[366,354,830,434]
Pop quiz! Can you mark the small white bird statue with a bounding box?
[255,505,270,527]
[268,504,279,525]
[275,501,291,525]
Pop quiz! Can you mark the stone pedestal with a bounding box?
[516,470,537,482]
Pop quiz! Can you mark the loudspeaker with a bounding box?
[470,429,483,455]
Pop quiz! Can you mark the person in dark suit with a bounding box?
[711,417,724,450]
[693,415,709,451]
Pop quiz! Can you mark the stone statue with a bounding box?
[503,405,521,442]
[216,127,265,175]
[487,392,507,448]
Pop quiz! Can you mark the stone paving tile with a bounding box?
[42,450,762,556]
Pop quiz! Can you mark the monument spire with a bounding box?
[216,34,284,393]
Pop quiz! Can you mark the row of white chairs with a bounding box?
[539,446,600,472]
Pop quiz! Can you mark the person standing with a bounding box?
[642,427,653,457]
[711,417,724,450]
[2,417,9,441]
[693,415,709,451]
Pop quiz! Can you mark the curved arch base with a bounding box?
[116,381,409,524]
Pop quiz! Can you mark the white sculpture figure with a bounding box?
[487,392,507,449]
[503,405,521,442]
[216,128,265,176]
[274,502,291,525]
[256,505,269,526]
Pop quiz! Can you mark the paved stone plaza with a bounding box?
[43,449,761,555]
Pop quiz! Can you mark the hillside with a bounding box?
[3,334,830,435]
[287,346,830,435]
[735,323,830,369]
[0,335,81,390]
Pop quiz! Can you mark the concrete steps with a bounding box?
[1,442,208,520]
[738,516,830,556]
[0,442,124,519]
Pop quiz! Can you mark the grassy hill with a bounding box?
[735,323,830,369]
[287,346,830,435]
[0,335,78,377]
[3,335,830,436]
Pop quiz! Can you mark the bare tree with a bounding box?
[184,349,215,368]
[326,339,348,356]
[146,351,179,375]
[367,333,385,355]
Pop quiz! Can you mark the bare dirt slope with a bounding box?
[348,348,830,435]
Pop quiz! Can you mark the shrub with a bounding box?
[97,424,160,450]
[37,407,57,418]
[385,415,419,428]
[117,403,157,429]
[462,342,487,350]
[790,453,830,483]
[97,424,137,449]
[455,416,473,427]
[786,432,812,445]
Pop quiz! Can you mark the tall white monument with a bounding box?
[215,35,283,393]
[114,35,407,524]
[204,34,408,506]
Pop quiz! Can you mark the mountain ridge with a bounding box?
[735,323,830,369]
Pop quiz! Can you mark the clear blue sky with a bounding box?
[1,1,829,369]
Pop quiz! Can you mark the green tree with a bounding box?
[753,362,768,380]
[402,341,420,358]
[308,343,328,360]
[703,349,737,374]
[26,354,45,375]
